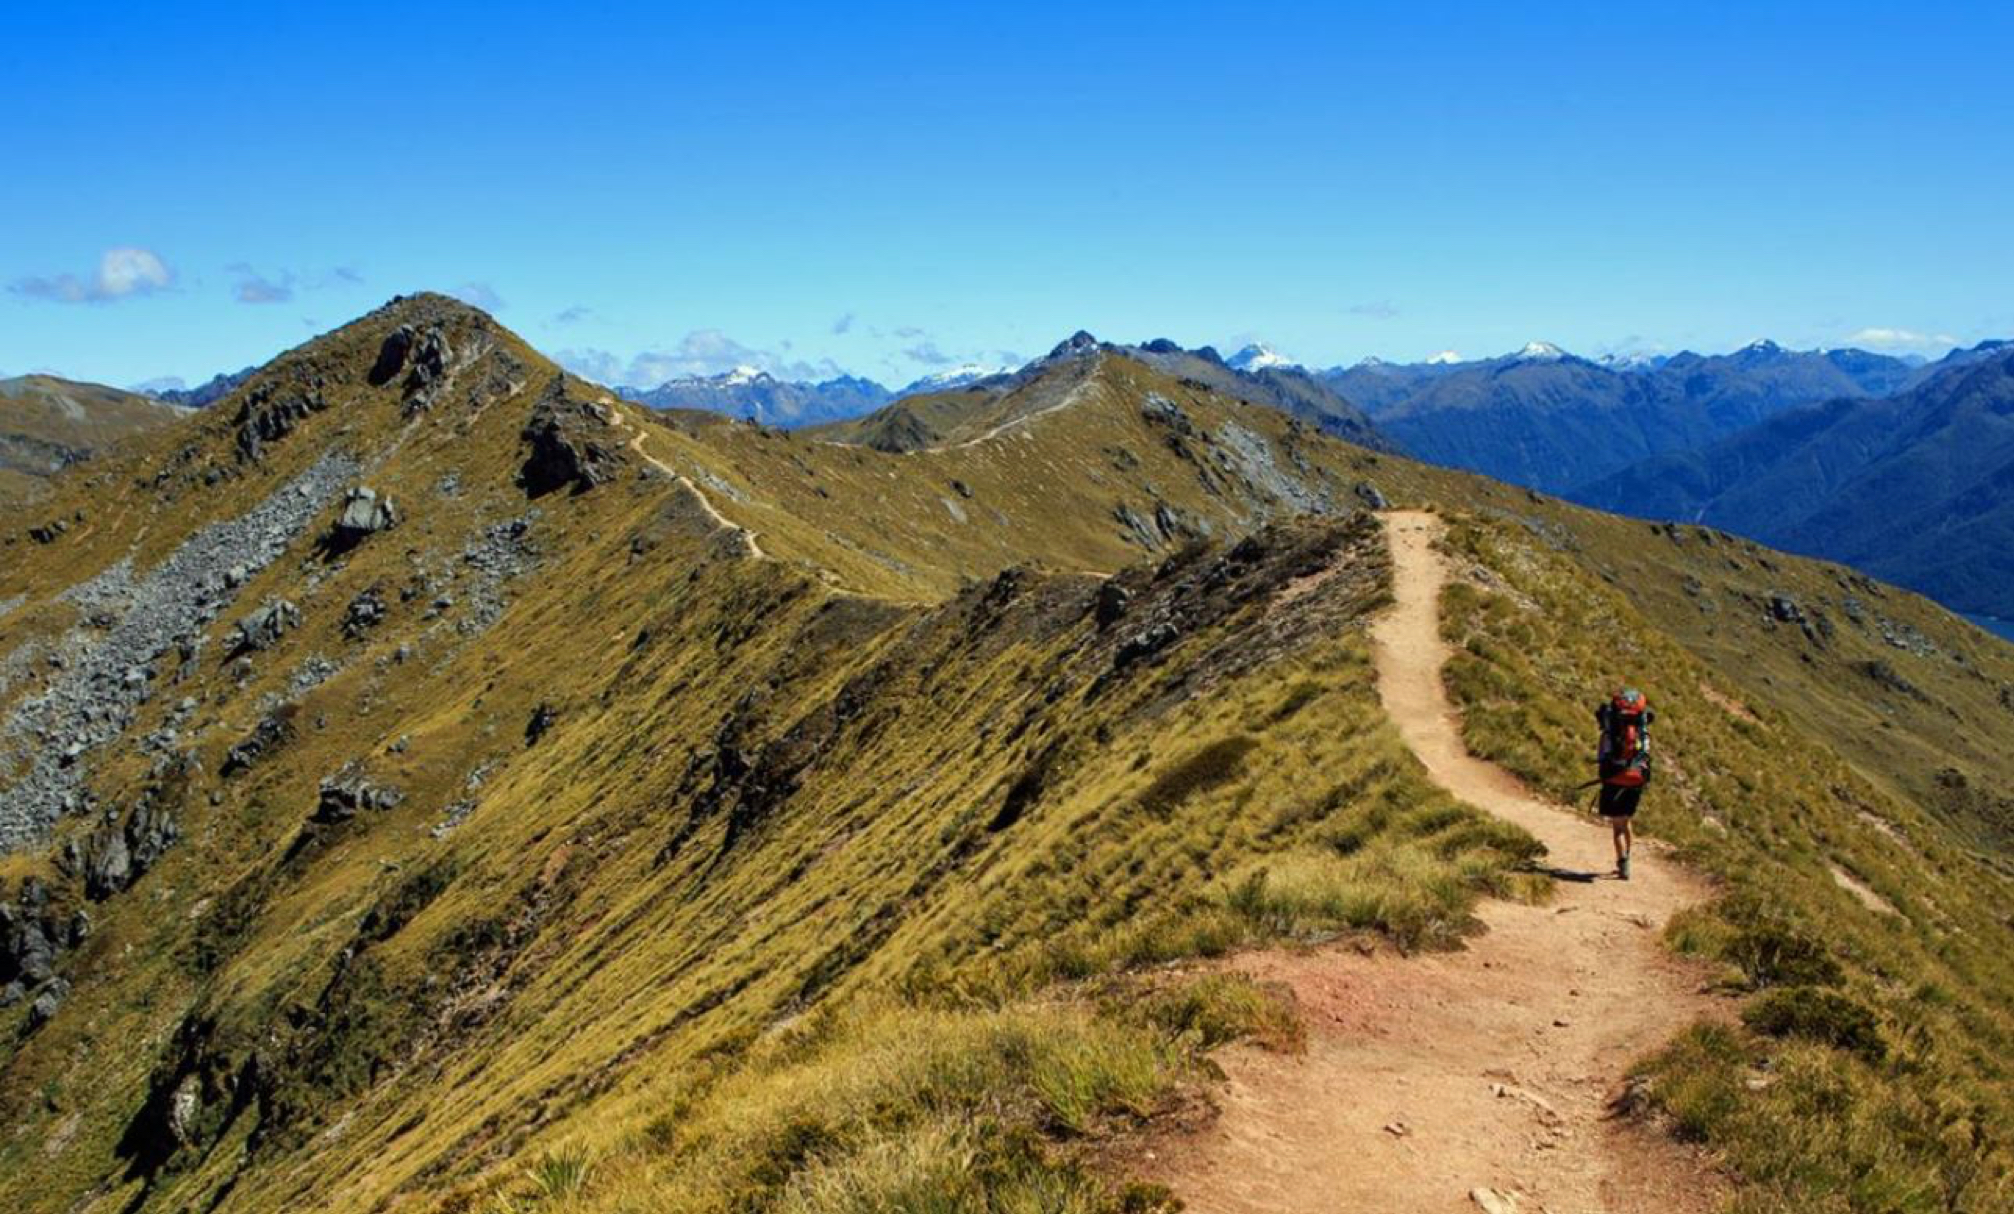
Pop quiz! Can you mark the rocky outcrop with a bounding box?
[369,323,462,415]
[312,767,404,824]
[234,380,330,462]
[228,598,301,655]
[518,378,623,497]
[221,707,298,777]
[1,877,78,1034]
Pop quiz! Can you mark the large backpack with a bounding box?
[1596,688,1654,787]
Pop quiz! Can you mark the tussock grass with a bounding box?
[543,1002,1179,1214]
[1440,515,2014,1212]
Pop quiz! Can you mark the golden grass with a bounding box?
[1438,514,2014,1212]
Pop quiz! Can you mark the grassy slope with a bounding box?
[0,300,1538,1213]
[1436,515,2014,1211]
[4,297,2011,1212]
[0,374,182,506]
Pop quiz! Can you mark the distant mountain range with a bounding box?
[1316,339,1946,494]
[0,375,184,504]
[1581,341,2014,615]
[145,367,256,409]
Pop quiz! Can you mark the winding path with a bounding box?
[1149,511,1726,1213]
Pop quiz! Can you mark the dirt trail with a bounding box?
[1149,511,1726,1214]
[606,402,765,560]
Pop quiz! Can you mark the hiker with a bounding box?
[1594,687,1653,880]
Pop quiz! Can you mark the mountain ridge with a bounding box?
[2,294,2010,1214]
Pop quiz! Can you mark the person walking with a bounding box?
[1595,687,1653,879]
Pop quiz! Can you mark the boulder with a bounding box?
[525,702,557,746]
[1094,582,1132,628]
[25,977,70,1032]
[1354,481,1391,511]
[328,487,397,551]
[342,587,387,638]
[222,707,297,776]
[368,324,416,386]
[228,598,301,654]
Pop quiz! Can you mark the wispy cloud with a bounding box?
[1844,326,1957,350]
[229,264,295,304]
[552,305,594,325]
[11,246,174,304]
[1346,300,1399,319]
[902,340,956,366]
[831,312,856,335]
[451,282,507,311]
[556,328,845,387]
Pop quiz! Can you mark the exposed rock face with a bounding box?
[234,380,330,462]
[518,378,623,497]
[229,598,301,655]
[1141,393,1196,436]
[312,768,404,824]
[83,829,133,899]
[1355,481,1391,510]
[370,320,482,414]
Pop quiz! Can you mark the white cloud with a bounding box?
[11,246,174,303]
[555,328,845,387]
[450,282,506,311]
[1844,326,1958,350]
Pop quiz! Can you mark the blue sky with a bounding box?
[4,1,2011,389]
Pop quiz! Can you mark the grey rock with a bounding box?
[1354,481,1391,511]
[1115,622,1180,669]
[519,377,622,497]
[25,977,69,1031]
[342,587,387,638]
[83,828,132,899]
[228,598,300,654]
[1094,582,1132,628]
[525,702,557,746]
[328,486,398,551]
[313,768,404,824]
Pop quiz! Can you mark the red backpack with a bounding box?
[1597,688,1653,787]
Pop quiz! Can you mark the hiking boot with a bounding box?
[1618,854,1631,881]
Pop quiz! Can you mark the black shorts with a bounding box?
[1598,783,1644,818]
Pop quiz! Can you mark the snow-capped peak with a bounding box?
[720,364,767,385]
[1510,341,1567,362]
[905,363,1003,392]
[1738,338,1783,355]
[1424,350,1464,366]
[1227,343,1296,372]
